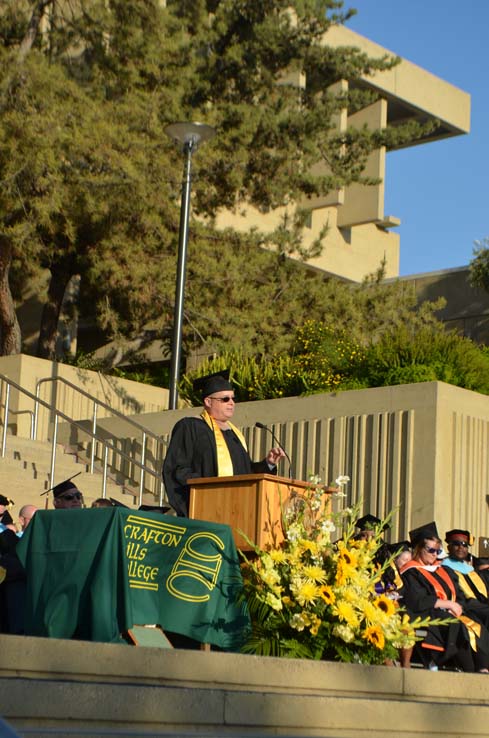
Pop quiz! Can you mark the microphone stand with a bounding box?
[255,422,293,479]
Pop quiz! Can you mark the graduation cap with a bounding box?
[109,498,130,508]
[138,504,172,515]
[445,528,472,545]
[41,472,82,498]
[355,514,390,532]
[387,540,411,556]
[0,495,14,508]
[409,521,439,547]
[193,370,232,399]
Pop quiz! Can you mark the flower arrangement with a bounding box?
[240,476,435,664]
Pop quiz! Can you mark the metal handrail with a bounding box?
[0,372,166,506]
[34,374,165,495]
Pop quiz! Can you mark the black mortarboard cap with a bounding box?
[192,370,232,399]
[0,495,13,507]
[409,521,439,547]
[109,497,129,508]
[387,540,411,556]
[356,514,390,532]
[445,528,471,544]
[42,472,82,498]
[138,504,172,515]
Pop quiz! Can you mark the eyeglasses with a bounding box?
[58,492,82,502]
[208,396,235,403]
[450,540,469,548]
[424,546,443,555]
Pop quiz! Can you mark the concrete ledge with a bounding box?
[1,635,489,737]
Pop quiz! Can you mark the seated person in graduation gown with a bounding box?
[400,521,489,672]
[442,528,489,622]
[163,371,286,517]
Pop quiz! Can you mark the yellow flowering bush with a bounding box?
[240,479,432,664]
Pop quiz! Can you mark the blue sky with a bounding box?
[345,0,488,276]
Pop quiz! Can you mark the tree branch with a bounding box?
[18,0,54,62]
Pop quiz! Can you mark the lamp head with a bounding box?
[164,121,216,152]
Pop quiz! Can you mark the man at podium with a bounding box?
[163,371,285,516]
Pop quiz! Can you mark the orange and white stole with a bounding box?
[402,559,481,650]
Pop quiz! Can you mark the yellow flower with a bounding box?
[269,549,288,564]
[309,614,322,636]
[299,539,319,555]
[261,568,281,588]
[333,599,359,629]
[293,580,321,606]
[341,586,360,604]
[374,594,397,618]
[302,565,327,583]
[319,585,336,605]
[265,592,283,611]
[363,625,385,650]
[337,547,358,568]
[335,562,348,586]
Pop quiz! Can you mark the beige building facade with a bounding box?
[215,25,470,283]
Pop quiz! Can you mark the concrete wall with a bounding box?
[0,353,169,441]
[3,353,489,548]
[86,381,489,548]
[1,634,489,737]
[103,382,489,541]
[396,266,489,344]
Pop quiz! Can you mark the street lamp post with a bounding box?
[164,122,216,410]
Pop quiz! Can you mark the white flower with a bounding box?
[335,475,350,487]
[321,520,336,533]
[333,490,346,498]
[290,613,306,632]
[309,474,321,485]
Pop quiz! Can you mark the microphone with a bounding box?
[255,422,293,479]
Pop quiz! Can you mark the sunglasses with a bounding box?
[424,546,443,555]
[208,396,235,403]
[450,540,469,547]
[59,492,82,502]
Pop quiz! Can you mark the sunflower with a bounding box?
[319,584,336,605]
[363,625,385,650]
[374,594,397,618]
[337,547,358,568]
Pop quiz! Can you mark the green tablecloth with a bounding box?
[16,508,249,649]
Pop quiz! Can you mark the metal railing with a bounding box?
[0,372,167,506]
[34,375,165,494]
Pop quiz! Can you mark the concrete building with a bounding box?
[214,25,470,283]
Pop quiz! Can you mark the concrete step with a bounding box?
[0,435,165,524]
[1,634,488,738]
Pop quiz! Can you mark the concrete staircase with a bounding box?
[0,435,138,517]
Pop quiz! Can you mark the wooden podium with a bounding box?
[188,474,312,551]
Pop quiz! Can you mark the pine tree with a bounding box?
[0,1,435,360]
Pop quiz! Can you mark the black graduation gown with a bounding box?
[401,563,489,669]
[162,416,272,517]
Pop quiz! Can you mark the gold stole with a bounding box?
[200,410,248,477]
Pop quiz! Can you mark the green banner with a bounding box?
[16,508,250,649]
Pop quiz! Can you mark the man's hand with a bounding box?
[266,447,286,466]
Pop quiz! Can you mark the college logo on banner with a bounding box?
[123,514,225,602]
